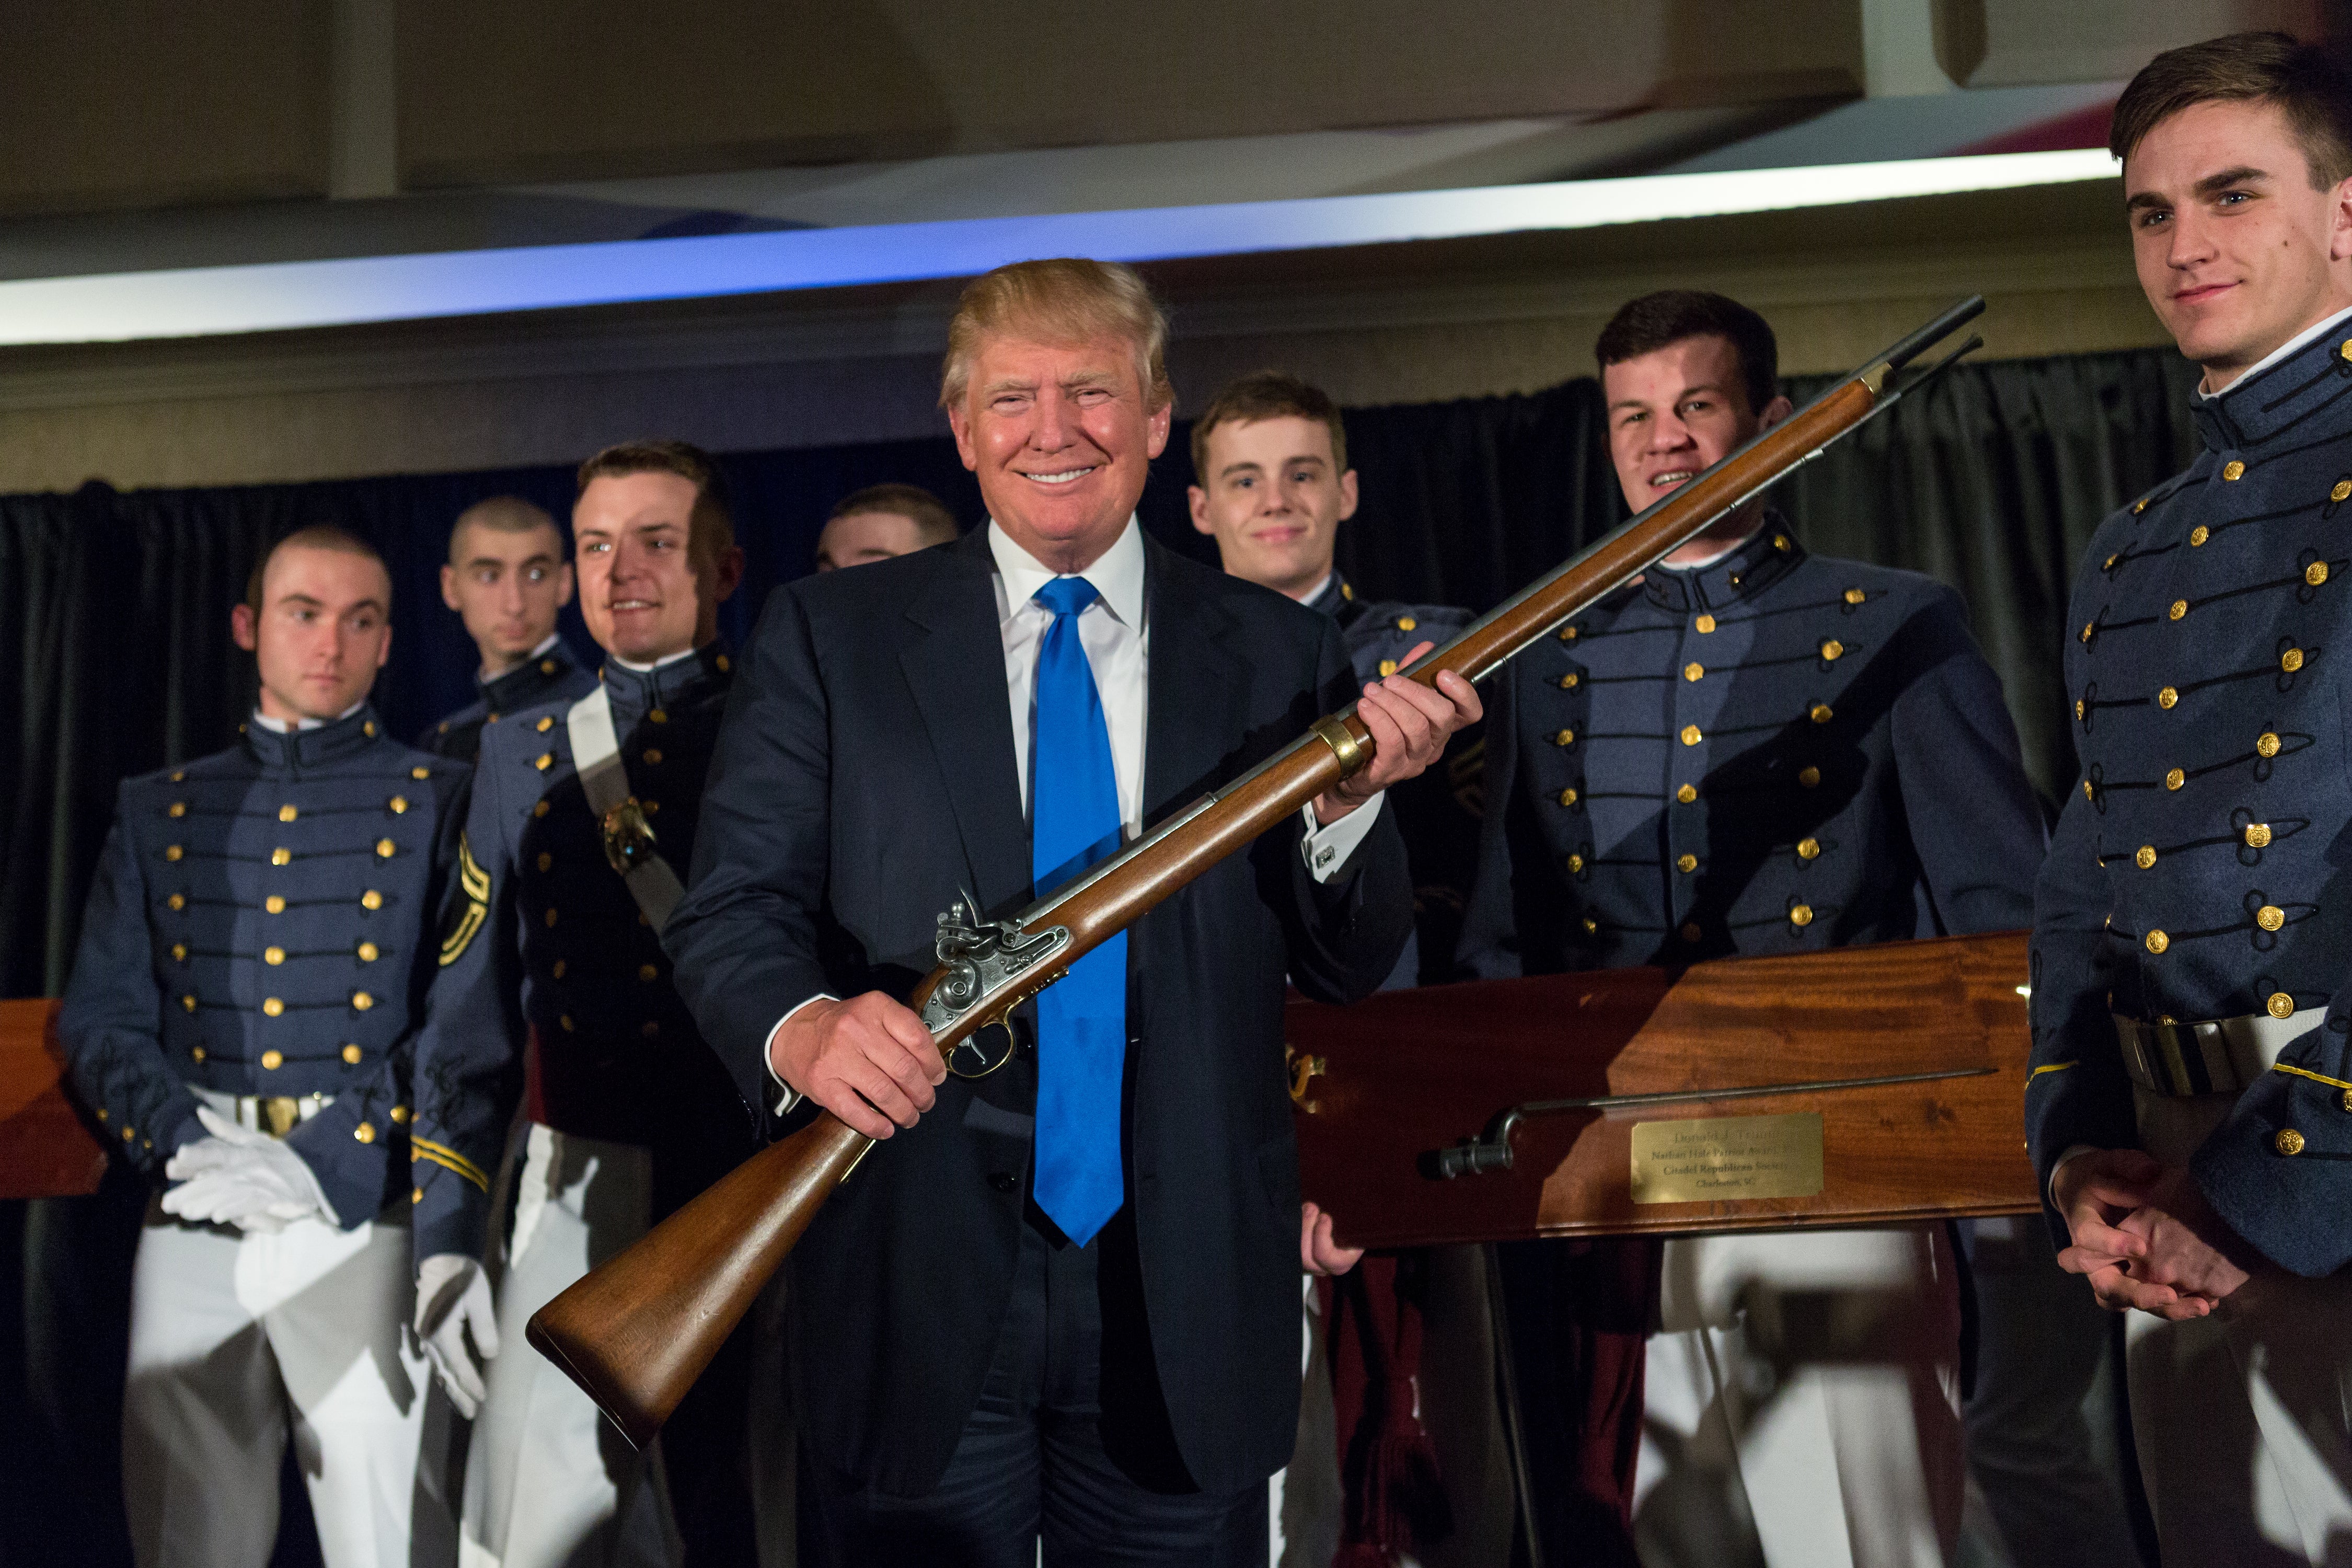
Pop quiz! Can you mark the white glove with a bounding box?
[415,1252,499,1419]
[160,1106,336,1233]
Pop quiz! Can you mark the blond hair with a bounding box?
[939,258,1173,412]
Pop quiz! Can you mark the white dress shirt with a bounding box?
[250,700,366,734]
[763,515,1385,1102]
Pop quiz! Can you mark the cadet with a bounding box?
[1187,370,1473,988]
[410,441,753,1567]
[59,526,467,1568]
[419,494,596,762]
[813,481,961,571]
[1460,292,2097,1568]
[2031,33,2352,1563]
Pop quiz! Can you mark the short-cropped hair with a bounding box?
[1189,371,1347,482]
[448,495,560,563]
[575,439,736,570]
[2112,31,2352,188]
[1595,291,1780,419]
[246,525,389,616]
[939,258,1173,413]
[827,482,960,546]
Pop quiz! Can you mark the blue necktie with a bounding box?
[1029,577,1126,1246]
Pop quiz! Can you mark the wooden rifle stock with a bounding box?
[527,296,1989,1449]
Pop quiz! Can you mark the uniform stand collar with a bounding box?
[2194,320,2352,453]
[241,704,386,770]
[600,639,733,721]
[1642,516,1804,615]
[1304,572,1353,621]
[479,640,583,711]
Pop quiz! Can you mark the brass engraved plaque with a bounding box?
[1629,1113,1824,1204]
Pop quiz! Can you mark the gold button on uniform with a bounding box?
[1552,729,1576,747]
[2284,648,2305,672]
[544,908,559,928]
[2158,687,2178,709]
[263,946,285,965]
[190,1046,205,1063]
[2258,731,2282,758]
[1559,626,1578,642]
[412,766,431,781]
[168,893,187,911]
[181,994,196,1012]
[2276,1128,2305,1156]
[2268,993,2297,1020]
[2082,779,2094,801]
[1677,854,1699,873]
[271,848,291,866]
[559,1014,576,1033]
[1797,837,1821,861]
[170,942,188,962]
[2169,599,2188,621]
[537,716,555,732]
[166,846,183,862]
[2335,481,2352,503]
[1773,535,1791,551]
[649,709,668,724]
[1397,616,1417,631]
[535,753,554,771]
[2135,846,2157,869]
[1566,854,1585,873]
[353,1122,375,1144]
[1844,588,1865,605]
[412,1186,424,1205]
[638,963,659,983]
[1676,725,1702,747]
[642,800,659,814]
[533,800,551,817]
[537,852,553,872]
[342,1044,363,1064]
[717,654,730,672]
[1799,766,1821,789]
[2145,930,2169,954]
[1558,787,1579,806]
[260,1049,282,1069]
[1581,917,1599,934]
[2222,459,2245,481]
[352,991,374,1011]
[2189,525,2209,547]
[1676,783,1698,804]
[2310,562,2331,586]
[1684,662,1704,682]
[2081,621,2096,643]
[363,721,376,737]
[1790,904,1815,927]
[1694,614,1716,634]
[1681,922,1702,941]
[375,839,396,859]
[262,997,284,1017]
[1377,660,1398,677]
[1558,673,1579,690]
[2134,498,2149,514]
[1820,640,1843,661]
[551,960,567,979]
[2246,823,2273,848]
[356,942,378,962]
[541,658,558,675]
[1809,704,1833,724]
[2257,905,2286,932]
[390,1105,409,1124]
[278,804,297,823]
[168,802,186,818]
[2075,699,2086,720]
[361,890,383,910]
[388,795,409,814]
[2165,768,2185,790]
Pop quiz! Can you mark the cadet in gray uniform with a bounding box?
[419,495,596,763]
[2030,34,2352,1563]
[411,442,754,1568]
[60,526,467,1568]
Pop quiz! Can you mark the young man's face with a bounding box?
[572,471,744,664]
[815,510,931,572]
[1602,333,1789,517]
[230,545,394,722]
[949,330,1170,571]
[1186,414,1359,601]
[439,521,572,673]
[2126,97,2352,387]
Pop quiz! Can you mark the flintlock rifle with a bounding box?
[528,296,1989,1449]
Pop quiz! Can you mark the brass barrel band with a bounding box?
[1310,715,1369,776]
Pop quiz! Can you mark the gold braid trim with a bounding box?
[2273,1062,2352,1092]
[438,832,491,968]
[2025,1060,2078,1090]
[410,1137,489,1192]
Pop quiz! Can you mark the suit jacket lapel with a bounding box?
[1143,537,1248,821]
[899,529,1031,915]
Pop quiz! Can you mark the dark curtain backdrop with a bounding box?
[1,344,2201,1565]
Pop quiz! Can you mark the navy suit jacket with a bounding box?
[664,525,1411,1496]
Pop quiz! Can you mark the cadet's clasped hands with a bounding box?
[2053,1147,2262,1319]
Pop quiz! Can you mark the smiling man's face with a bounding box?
[2127,97,2352,389]
[572,470,742,663]
[948,329,1171,574]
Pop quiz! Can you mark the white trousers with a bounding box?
[461,1123,677,1568]
[2127,1089,2352,1565]
[1633,1226,1964,1568]
[123,1203,452,1568]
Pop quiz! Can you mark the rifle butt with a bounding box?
[524,1110,872,1448]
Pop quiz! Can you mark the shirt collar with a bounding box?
[2198,303,2352,400]
[609,645,702,675]
[251,699,367,734]
[987,515,1147,629]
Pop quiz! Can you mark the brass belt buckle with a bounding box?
[601,797,660,877]
[260,1097,300,1138]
